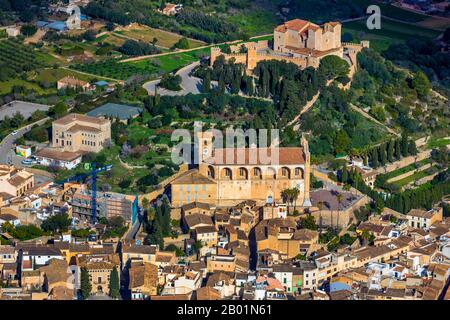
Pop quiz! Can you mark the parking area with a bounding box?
[0,100,50,121]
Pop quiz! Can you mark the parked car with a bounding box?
[21,158,33,166]
[11,130,18,135]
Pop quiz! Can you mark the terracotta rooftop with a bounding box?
[407,209,437,219]
[35,148,82,162]
[275,19,312,33]
[184,214,214,229]
[204,147,306,165]
[181,201,211,211]
[195,286,221,300]
[67,124,102,134]
[58,76,88,87]
[171,170,216,185]
[53,113,109,126]
[195,225,217,234]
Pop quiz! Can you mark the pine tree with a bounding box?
[109,266,120,299]
[80,268,92,300]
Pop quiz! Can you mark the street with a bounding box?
[0,117,49,165]
[143,61,217,96]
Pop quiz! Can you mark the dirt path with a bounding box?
[349,103,400,137]
[119,34,273,63]
[24,29,46,44]
[61,66,124,84]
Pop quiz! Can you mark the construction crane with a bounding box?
[58,163,112,224]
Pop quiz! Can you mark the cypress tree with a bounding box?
[80,267,92,300]
[371,148,379,168]
[342,166,348,183]
[387,140,394,163]
[109,266,120,299]
[247,76,254,96]
[408,140,418,155]
[395,139,401,160]
[380,144,387,166]
[401,134,409,157]
[218,74,226,94]
[203,70,211,93]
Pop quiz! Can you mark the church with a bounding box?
[170,131,311,208]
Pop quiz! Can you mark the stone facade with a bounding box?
[52,113,111,154]
[0,165,34,197]
[171,132,311,208]
[210,18,355,71]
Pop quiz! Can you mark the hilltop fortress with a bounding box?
[211,18,369,71]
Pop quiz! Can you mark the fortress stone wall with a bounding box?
[210,19,369,72]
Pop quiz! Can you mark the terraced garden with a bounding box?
[427,137,450,149]
[392,165,440,188]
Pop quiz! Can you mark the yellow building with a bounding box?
[406,207,443,229]
[255,218,319,259]
[206,255,236,273]
[171,134,311,208]
[52,113,111,154]
[0,165,34,197]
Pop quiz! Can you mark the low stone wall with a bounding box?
[163,233,189,249]
[310,194,369,228]
[378,150,431,175]
[26,167,54,179]
[387,163,432,183]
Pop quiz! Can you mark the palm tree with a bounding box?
[281,188,295,214]
[291,187,300,211]
[361,230,371,245]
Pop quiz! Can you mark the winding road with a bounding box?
[0,117,49,165]
[143,61,208,96]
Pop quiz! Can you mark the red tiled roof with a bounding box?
[204,147,305,165]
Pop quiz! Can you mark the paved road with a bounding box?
[0,101,50,121]
[0,117,49,165]
[124,220,141,241]
[143,61,214,96]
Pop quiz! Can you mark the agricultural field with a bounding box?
[0,78,52,96]
[0,38,45,73]
[135,52,199,73]
[228,9,281,36]
[343,17,442,51]
[71,59,160,80]
[32,68,107,85]
[114,25,206,49]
